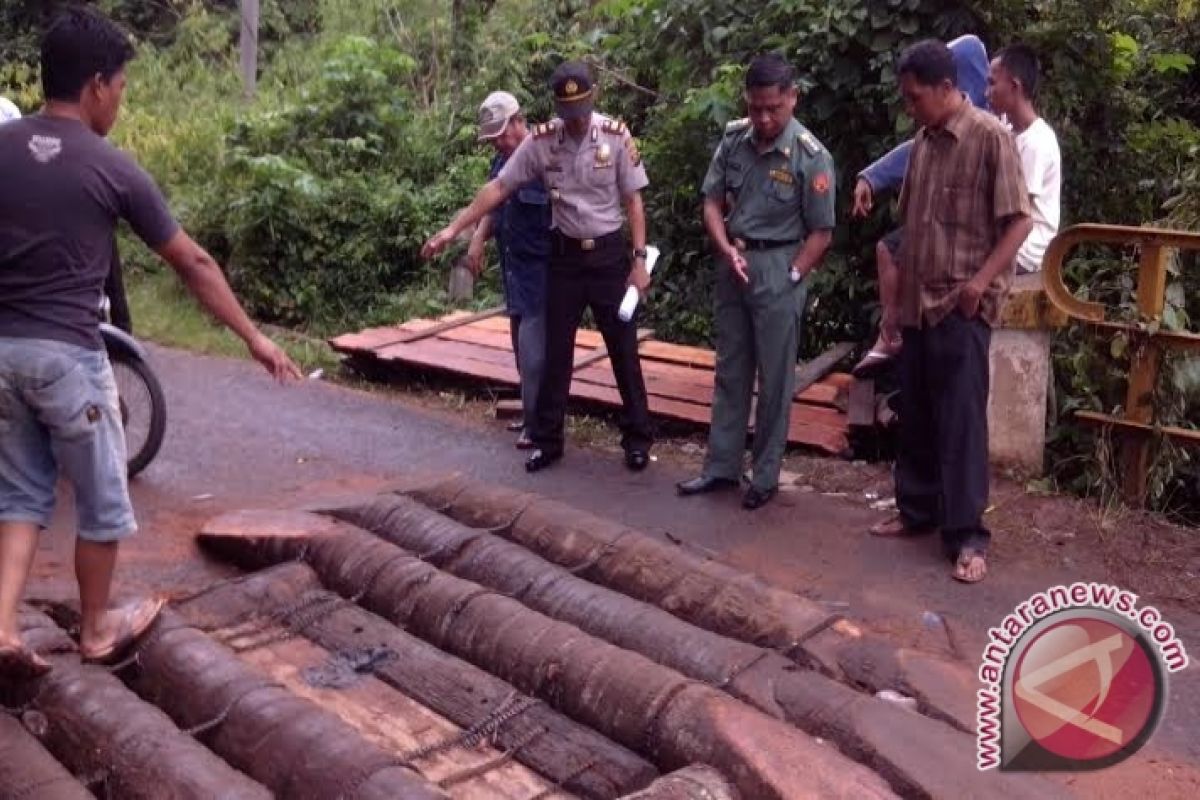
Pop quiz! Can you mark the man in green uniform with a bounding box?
[677,53,836,510]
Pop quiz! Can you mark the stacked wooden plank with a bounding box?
[330,311,851,454]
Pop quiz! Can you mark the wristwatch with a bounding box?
[632,248,648,261]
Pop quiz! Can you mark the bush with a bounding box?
[204,36,496,330]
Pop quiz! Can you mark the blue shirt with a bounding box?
[859,35,991,194]
[489,154,549,317]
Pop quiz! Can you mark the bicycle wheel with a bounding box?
[109,350,167,478]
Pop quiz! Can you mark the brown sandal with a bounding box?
[80,597,166,665]
[0,644,52,680]
[952,550,988,584]
[868,514,935,538]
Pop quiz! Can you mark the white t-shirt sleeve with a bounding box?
[0,97,21,123]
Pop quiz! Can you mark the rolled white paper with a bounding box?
[618,245,660,322]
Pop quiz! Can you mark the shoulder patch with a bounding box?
[796,129,823,157]
[725,117,750,135]
[601,118,628,136]
[533,121,559,139]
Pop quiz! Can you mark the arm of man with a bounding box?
[615,129,653,295]
[794,147,837,278]
[115,154,300,381]
[700,139,748,283]
[959,129,1034,317]
[465,214,493,276]
[157,231,302,381]
[959,214,1033,316]
[854,139,914,216]
[422,180,512,259]
[623,191,651,296]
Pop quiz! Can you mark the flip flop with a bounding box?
[0,644,52,681]
[952,550,988,584]
[80,597,167,665]
[506,420,525,432]
[868,514,935,538]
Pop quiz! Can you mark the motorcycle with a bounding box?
[100,297,167,478]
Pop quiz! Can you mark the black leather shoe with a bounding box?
[676,475,739,496]
[742,485,777,510]
[624,449,650,471]
[525,449,562,473]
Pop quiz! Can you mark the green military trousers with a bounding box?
[703,245,807,492]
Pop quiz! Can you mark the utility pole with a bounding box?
[239,0,259,99]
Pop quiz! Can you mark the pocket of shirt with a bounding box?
[517,186,549,206]
[935,186,969,225]
[768,178,798,203]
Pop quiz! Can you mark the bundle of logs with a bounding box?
[1,473,1070,800]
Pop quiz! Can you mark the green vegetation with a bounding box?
[125,267,339,372]
[1,0,1197,516]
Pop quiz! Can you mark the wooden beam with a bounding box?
[373,306,506,349]
[1122,244,1171,504]
[1075,411,1200,445]
[847,378,875,428]
[794,342,854,396]
[572,329,654,371]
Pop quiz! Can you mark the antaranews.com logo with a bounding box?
[977,582,1188,771]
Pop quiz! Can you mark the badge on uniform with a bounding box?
[812,172,831,194]
[628,138,642,167]
[594,143,613,169]
[769,168,795,185]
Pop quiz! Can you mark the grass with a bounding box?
[125,267,340,374]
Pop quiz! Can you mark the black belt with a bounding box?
[740,238,800,251]
[551,230,624,255]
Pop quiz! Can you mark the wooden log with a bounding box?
[0,714,95,800]
[198,513,898,800]
[187,606,561,798]
[12,609,271,800]
[399,474,838,653]
[617,765,737,800]
[123,610,450,800]
[177,558,658,799]
[329,496,1071,800]
[399,475,976,716]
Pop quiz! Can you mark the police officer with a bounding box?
[422,61,654,473]
[677,53,836,510]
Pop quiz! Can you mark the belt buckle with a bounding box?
[580,238,596,251]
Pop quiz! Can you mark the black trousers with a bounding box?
[896,311,992,556]
[531,236,653,456]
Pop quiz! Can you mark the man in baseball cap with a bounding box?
[464,90,550,450]
[476,90,520,142]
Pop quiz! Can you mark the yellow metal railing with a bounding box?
[1042,224,1200,504]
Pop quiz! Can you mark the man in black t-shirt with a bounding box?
[0,7,301,679]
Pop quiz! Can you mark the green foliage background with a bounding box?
[1,0,1198,514]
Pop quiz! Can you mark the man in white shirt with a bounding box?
[0,97,20,123]
[986,43,1061,274]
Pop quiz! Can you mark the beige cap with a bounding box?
[477,91,520,140]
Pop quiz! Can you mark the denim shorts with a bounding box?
[0,337,136,541]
